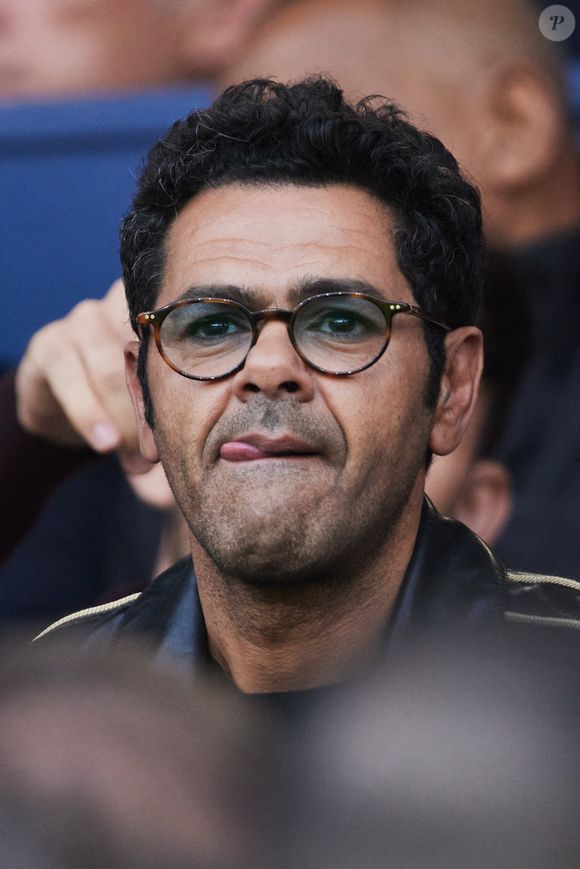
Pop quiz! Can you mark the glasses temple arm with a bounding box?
[406,305,452,332]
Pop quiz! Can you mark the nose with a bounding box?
[230,320,316,402]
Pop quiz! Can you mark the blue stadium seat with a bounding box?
[1,85,211,363]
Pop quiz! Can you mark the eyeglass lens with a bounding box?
[158,296,390,377]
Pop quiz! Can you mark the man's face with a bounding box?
[132,184,434,585]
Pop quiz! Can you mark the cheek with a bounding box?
[321,376,397,468]
[322,333,430,465]
[148,368,230,458]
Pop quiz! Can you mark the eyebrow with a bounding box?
[172,278,387,310]
[174,284,263,308]
[287,278,386,306]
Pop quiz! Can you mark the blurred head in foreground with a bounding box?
[288,636,580,869]
[0,638,276,868]
[4,635,577,868]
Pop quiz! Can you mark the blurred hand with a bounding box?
[15,279,150,472]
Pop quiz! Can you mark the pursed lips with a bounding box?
[219,433,320,462]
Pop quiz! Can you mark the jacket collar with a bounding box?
[118,499,508,670]
[385,499,507,655]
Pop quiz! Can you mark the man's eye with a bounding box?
[311,310,371,337]
[320,313,361,333]
[186,316,243,339]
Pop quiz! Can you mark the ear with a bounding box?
[124,340,160,465]
[179,0,276,77]
[453,459,512,546]
[477,65,563,193]
[429,326,483,457]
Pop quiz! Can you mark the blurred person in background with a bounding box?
[0,0,281,101]
[224,0,580,578]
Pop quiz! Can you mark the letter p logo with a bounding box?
[539,5,575,40]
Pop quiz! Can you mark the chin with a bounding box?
[222,558,333,589]
[191,514,321,584]
[222,534,309,583]
[201,515,364,591]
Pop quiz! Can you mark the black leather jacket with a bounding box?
[35,500,580,668]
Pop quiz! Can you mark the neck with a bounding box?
[152,509,190,578]
[190,503,421,694]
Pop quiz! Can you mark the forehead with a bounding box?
[159,183,411,306]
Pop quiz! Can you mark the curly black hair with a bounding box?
[120,76,483,412]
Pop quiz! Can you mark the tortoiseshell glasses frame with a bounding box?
[136,290,452,381]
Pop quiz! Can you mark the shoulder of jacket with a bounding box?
[505,570,580,631]
[33,592,142,642]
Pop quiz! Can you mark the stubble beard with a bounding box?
[162,434,427,596]
[154,391,431,595]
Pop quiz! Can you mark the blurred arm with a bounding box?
[0,369,93,563]
[2,279,150,563]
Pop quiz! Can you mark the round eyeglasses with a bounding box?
[136,291,451,381]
